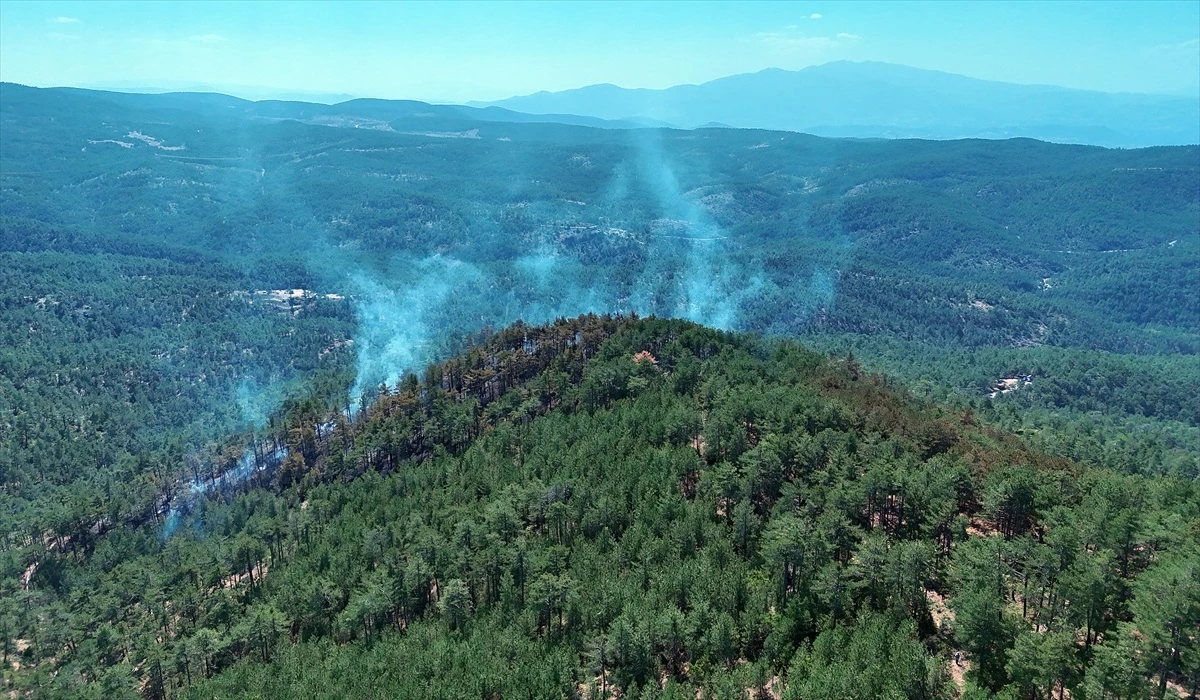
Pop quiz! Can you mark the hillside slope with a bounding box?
[5,317,1197,698]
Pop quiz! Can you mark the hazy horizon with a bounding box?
[1,0,1197,104]
[8,58,1199,109]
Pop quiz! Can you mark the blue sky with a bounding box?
[1,0,1197,102]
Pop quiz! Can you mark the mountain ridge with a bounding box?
[1,82,653,133]
[476,60,1200,147]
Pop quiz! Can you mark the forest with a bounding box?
[3,316,1197,698]
[0,84,1197,697]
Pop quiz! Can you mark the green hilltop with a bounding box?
[5,317,1199,698]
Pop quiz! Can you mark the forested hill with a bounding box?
[5,316,1198,698]
[1,83,1198,697]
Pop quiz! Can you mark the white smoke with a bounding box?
[349,256,484,401]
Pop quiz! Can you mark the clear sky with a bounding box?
[1,0,1197,103]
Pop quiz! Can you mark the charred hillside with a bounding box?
[290,314,1060,492]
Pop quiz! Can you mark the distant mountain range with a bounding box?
[3,83,651,133]
[475,61,1200,147]
[82,81,361,105]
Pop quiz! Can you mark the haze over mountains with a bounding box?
[83,80,359,106]
[477,61,1200,148]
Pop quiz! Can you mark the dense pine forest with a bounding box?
[4,316,1198,698]
[1,84,1198,697]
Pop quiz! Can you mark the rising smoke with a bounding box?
[343,130,788,401]
[162,128,843,539]
[236,376,280,429]
[349,256,485,401]
[629,129,769,329]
